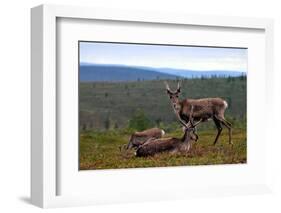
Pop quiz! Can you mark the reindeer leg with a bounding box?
[213,118,223,145]
[214,116,233,145]
[223,119,232,127]
[221,119,232,145]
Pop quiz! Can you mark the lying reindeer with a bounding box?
[126,127,165,150]
[136,106,200,157]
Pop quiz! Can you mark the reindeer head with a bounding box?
[164,81,181,111]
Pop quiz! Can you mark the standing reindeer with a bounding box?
[165,81,232,145]
[136,106,199,157]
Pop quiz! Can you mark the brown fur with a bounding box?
[180,98,227,122]
[127,128,164,149]
[165,81,232,145]
[136,127,194,157]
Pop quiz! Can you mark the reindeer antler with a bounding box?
[176,115,190,129]
[164,81,171,91]
[174,106,193,129]
[187,105,202,128]
[175,105,201,129]
[177,80,181,92]
[186,105,195,128]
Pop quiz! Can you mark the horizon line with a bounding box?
[80,62,247,73]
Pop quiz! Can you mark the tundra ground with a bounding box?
[79,128,246,170]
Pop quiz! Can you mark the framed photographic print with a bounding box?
[78,41,247,170]
[31,4,274,208]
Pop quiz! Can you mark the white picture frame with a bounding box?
[31,4,274,208]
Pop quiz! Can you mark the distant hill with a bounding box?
[80,64,246,82]
[80,64,181,82]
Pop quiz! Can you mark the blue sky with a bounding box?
[79,42,247,72]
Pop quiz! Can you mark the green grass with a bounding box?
[79,128,246,170]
